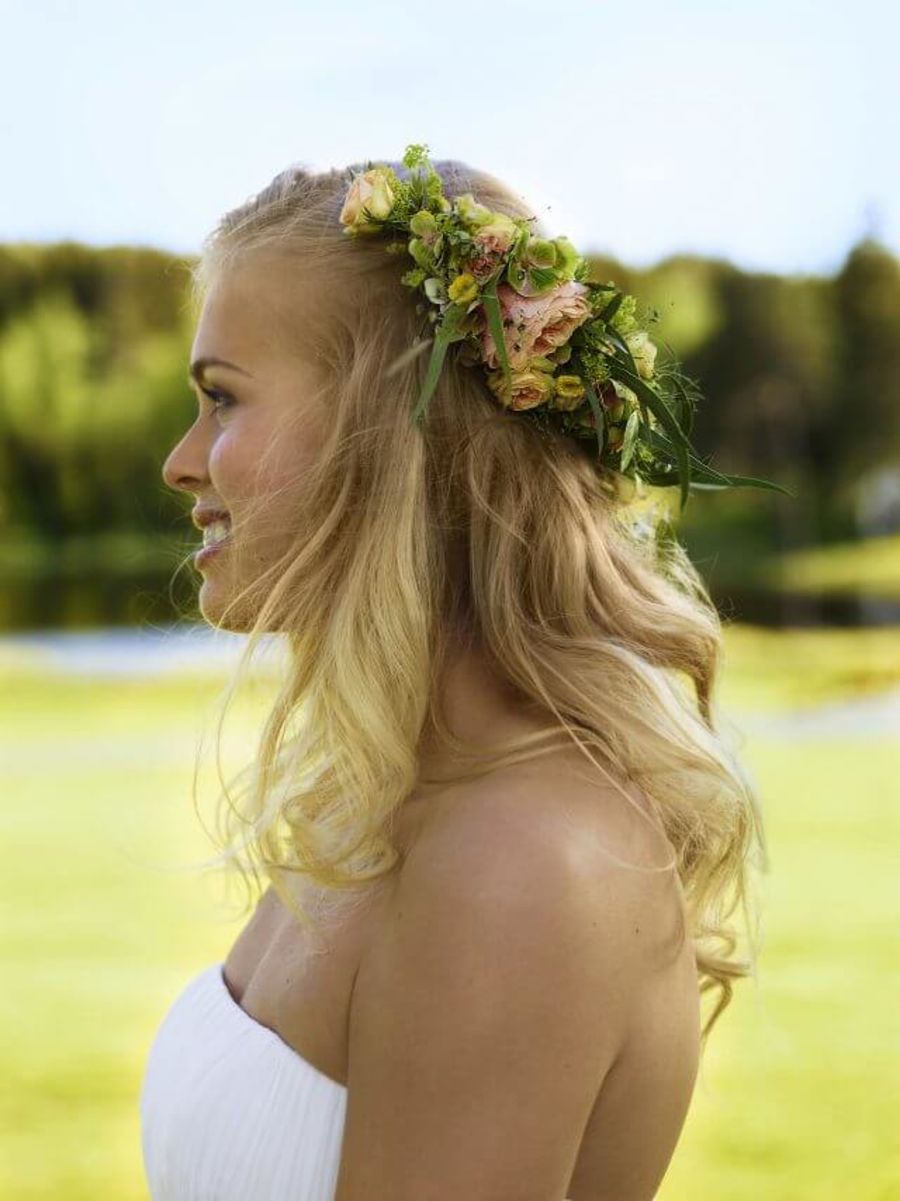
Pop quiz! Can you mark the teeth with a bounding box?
[202,519,231,547]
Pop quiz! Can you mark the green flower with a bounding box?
[409,210,438,238]
[408,238,433,269]
[609,293,637,333]
[526,238,558,268]
[455,192,495,228]
[553,236,581,278]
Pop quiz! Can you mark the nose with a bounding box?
[161,418,211,495]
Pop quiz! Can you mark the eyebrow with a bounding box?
[187,356,254,384]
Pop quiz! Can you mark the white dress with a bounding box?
[140,962,348,1200]
[141,961,579,1200]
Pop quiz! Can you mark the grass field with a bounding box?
[1,626,899,1200]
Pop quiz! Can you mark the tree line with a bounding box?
[0,237,897,559]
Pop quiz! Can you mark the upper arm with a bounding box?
[334,795,639,1201]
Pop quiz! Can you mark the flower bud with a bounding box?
[408,238,432,269]
[552,374,586,410]
[423,277,448,305]
[338,166,396,232]
[456,193,494,228]
[409,210,438,238]
[624,329,658,379]
[528,355,557,373]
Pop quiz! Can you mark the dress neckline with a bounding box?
[212,962,348,1093]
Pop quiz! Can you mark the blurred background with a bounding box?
[1,1,898,1198]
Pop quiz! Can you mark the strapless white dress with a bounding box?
[141,960,578,1200]
[140,962,348,1200]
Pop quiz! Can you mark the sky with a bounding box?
[1,0,897,277]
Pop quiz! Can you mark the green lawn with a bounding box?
[1,629,898,1200]
[765,533,900,600]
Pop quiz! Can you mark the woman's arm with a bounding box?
[333,787,640,1201]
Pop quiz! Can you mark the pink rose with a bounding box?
[480,280,592,372]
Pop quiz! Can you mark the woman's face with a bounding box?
[162,260,328,628]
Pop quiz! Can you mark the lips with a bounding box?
[192,507,231,531]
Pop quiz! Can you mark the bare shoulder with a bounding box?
[406,749,672,903]
[333,756,684,1200]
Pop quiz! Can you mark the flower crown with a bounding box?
[338,144,786,509]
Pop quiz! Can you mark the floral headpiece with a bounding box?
[338,144,786,509]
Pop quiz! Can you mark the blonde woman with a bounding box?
[140,152,766,1201]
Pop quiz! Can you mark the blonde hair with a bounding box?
[175,155,767,1048]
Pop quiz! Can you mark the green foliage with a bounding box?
[0,236,897,551]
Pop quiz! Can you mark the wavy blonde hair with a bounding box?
[175,155,767,1048]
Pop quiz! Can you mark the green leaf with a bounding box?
[602,324,642,381]
[687,460,795,496]
[481,273,512,403]
[671,373,695,439]
[620,408,641,472]
[644,447,794,497]
[599,291,623,324]
[582,374,606,461]
[410,304,469,427]
[608,362,692,508]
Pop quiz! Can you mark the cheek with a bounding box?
[207,429,260,501]
[209,425,307,514]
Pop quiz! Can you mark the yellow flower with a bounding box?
[550,374,585,411]
[448,272,479,305]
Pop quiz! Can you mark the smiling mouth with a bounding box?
[201,518,231,548]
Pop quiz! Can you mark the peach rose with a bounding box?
[481,280,592,372]
[486,366,555,411]
[338,167,395,232]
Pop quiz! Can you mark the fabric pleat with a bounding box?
[140,962,348,1201]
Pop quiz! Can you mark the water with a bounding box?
[0,623,260,677]
[2,623,898,738]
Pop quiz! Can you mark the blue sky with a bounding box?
[2,0,896,276]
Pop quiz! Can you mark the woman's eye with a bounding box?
[201,386,234,412]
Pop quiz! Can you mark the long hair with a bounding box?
[174,154,767,1048]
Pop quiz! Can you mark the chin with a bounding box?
[197,577,257,633]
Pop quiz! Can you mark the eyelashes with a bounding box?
[199,385,235,412]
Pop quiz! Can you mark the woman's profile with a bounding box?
[140,145,767,1201]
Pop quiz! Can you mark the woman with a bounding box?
[141,146,766,1201]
